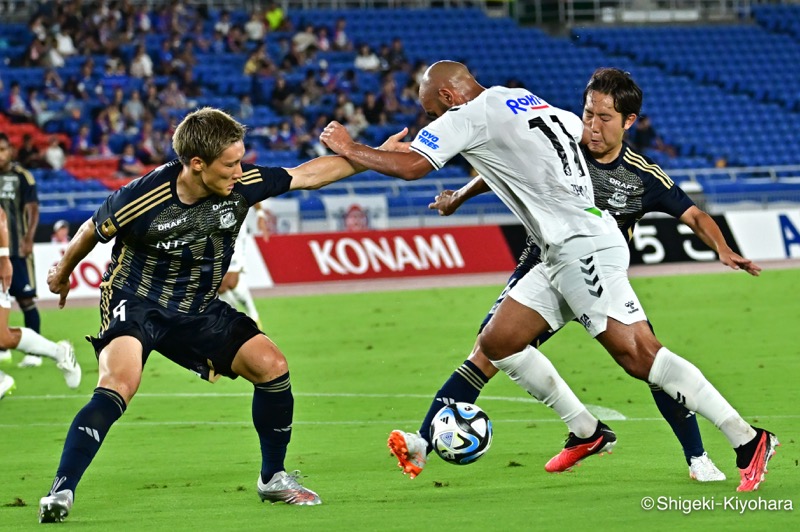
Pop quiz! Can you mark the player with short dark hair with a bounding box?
[320,61,778,492]
[38,107,403,523]
[384,67,761,482]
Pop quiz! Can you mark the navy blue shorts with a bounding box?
[9,255,36,299]
[88,288,261,381]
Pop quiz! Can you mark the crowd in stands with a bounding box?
[0,1,433,178]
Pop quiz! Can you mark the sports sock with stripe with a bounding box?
[648,347,756,448]
[418,359,489,452]
[253,372,293,483]
[649,383,704,464]
[52,387,126,495]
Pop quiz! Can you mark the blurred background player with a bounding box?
[0,205,81,400]
[218,202,270,329]
[0,133,45,367]
[387,68,760,482]
[51,220,71,244]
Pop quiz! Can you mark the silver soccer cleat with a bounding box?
[39,489,74,523]
[257,470,321,506]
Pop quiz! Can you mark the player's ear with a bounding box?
[439,88,454,106]
[623,113,637,131]
[189,156,206,172]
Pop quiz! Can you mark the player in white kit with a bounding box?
[218,204,269,329]
[320,61,778,492]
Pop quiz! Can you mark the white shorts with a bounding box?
[228,230,247,274]
[509,234,647,337]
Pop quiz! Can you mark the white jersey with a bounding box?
[410,86,618,256]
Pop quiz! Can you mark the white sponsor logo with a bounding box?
[156,240,188,250]
[158,217,187,231]
[212,200,237,211]
[309,234,465,275]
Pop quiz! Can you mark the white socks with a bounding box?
[492,345,598,438]
[648,347,756,447]
[17,328,61,360]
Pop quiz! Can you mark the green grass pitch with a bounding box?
[1,269,798,530]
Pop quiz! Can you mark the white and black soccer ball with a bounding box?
[430,402,492,465]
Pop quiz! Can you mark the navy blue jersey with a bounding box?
[92,160,292,313]
[583,142,695,241]
[0,162,38,257]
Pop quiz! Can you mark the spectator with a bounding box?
[44,137,66,170]
[225,25,246,54]
[270,75,295,115]
[123,89,146,125]
[42,69,64,101]
[137,121,166,165]
[238,94,254,121]
[300,69,323,106]
[332,17,351,51]
[118,143,145,177]
[214,10,232,36]
[362,91,386,125]
[292,24,317,53]
[158,79,188,110]
[316,26,331,52]
[387,38,408,72]
[354,43,380,72]
[208,30,226,55]
[7,82,32,122]
[71,124,96,156]
[631,114,676,158]
[130,45,154,79]
[265,2,288,32]
[398,78,418,114]
[51,220,70,244]
[95,133,115,157]
[27,87,58,127]
[244,45,269,76]
[244,11,266,42]
[378,76,400,119]
[16,134,48,169]
[344,105,369,139]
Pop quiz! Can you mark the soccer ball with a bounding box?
[430,402,492,465]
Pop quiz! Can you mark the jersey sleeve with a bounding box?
[92,185,138,243]
[637,154,695,218]
[409,108,480,170]
[237,164,293,205]
[18,168,38,204]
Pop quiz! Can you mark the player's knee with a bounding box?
[0,328,16,350]
[96,376,138,404]
[468,346,500,378]
[613,344,658,381]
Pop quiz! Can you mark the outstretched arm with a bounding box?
[679,205,761,276]
[429,175,492,216]
[320,121,433,181]
[288,127,411,189]
[47,218,101,308]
